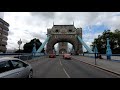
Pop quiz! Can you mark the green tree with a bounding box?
[91,29,120,54]
[23,38,45,53]
[15,49,24,53]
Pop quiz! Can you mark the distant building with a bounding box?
[0,18,9,53]
[58,42,68,54]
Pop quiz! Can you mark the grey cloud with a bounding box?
[87,12,100,19]
[27,12,101,27]
[24,29,29,32]
[8,38,12,41]
[8,31,14,35]
[30,12,56,20]
[79,12,103,26]
[0,12,4,19]
[8,42,14,45]
[51,12,101,26]
[30,12,75,21]
[23,29,30,34]
[27,12,56,27]
[25,17,39,26]
[54,13,78,24]
[30,32,47,42]
[22,39,29,43]
[5,12,120,50]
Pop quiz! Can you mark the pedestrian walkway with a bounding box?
[83,54,120,62]
[72,56,120,75]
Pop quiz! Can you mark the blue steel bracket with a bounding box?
[35,36,50,56]
[77,36,94,53]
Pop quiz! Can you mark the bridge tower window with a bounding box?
[55,29,59,32]
[69,29,72,32]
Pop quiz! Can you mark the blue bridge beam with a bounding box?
[77,36,94,53]
[35,36,50,56]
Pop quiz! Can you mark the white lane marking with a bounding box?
[72,57,120,78]
[59,59,63,66]
[59,59,70,78]
[63,68,70,78]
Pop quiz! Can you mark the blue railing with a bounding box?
[77,36,94,53]
[81,53,120,62]
[0,53,45,60]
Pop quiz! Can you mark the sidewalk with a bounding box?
[72,56,120,76]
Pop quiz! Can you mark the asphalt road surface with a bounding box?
[28,56,119,78]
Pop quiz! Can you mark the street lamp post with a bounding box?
[32,43,36,57]
[17,39,22,59]
[94,44,98,65]
[32,39,36,57]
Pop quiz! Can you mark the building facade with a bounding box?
[58,42,68,54]
[0,18,9,53]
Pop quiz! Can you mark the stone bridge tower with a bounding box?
[46,24,83,55]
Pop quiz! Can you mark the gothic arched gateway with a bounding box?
[46,24,83,55]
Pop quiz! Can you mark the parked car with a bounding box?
[0,57,33,78]
[49,54,56,58]
[63,54,71,60]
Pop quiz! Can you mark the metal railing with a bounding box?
[81,53,120,62]
[0,53,46,61]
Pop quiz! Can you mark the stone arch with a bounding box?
[46,36,81,55]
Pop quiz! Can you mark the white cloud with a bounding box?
[3,12,120,51]
[0,12,4,19]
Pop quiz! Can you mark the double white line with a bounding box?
[59,59,70,78]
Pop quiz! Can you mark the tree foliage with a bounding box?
[15,38,45,53]
[14,49,23,53]
[91,29,120,54]
[23,38,45,53]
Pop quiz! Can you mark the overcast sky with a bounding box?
[1,12,120,51]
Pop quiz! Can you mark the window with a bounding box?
[0,27,2,30]
[11,60,26,69]
[55,29,59,32]
[0,61,13,73]
[0,39,2,41]
[69,29,72,32]
[3,29,8,33]
[0,22,3,25]
[2,44,5,47]
[4,24,9,28]
[55,36,57,38]
[2,39,7,42]
[2,34,7,37]
[69,35,72,38]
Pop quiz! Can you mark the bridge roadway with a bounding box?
[27,56,119,78]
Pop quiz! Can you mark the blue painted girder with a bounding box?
[77,36,94,53]
[35,36,50,55]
